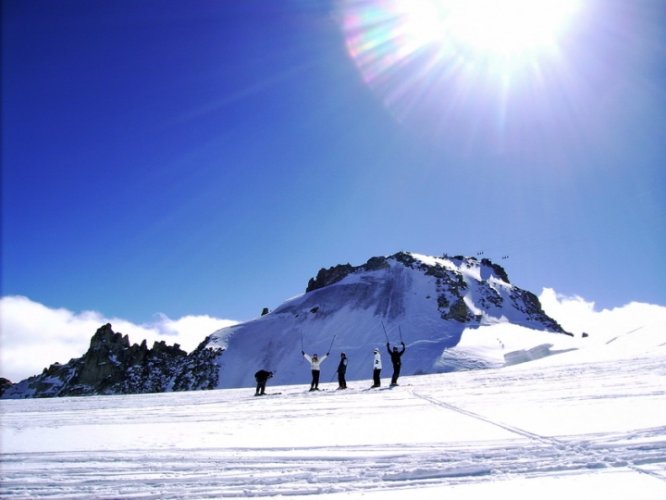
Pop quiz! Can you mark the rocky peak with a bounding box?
[306,252,415,293]
[2,324,189,399]
[303,251,564,333]
[88,323,131,355]
[306,263,355,292]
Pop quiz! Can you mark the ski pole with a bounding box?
[300,331,304,352]
[381,321,389,343]
[327,334,336,354]
[399,325,404,344]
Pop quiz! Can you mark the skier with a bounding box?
[371,348,382,387]
[254,369,273,396]
[336,352,348,389]
[302,351,328,391]
[386,341,406,386]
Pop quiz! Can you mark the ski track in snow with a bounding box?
[3,431,666,499]
[2,356,666,498]
[410,391,666,484]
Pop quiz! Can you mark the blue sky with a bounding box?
[2,0,665,326]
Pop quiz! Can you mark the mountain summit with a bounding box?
[2,252,569,398]
[180,252,569,390]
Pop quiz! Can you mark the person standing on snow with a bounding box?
[302,351,328,391]
[371,348,382,387]
[254,369,273,396]
[386,341,406,386]
[336,352,348,389]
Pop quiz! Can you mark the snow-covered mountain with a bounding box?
[1,252,570,398]
[185,252,569,390]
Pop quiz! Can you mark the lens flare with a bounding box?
[406,0,580,58]
[340,0,582,141]
[342,0,580,81]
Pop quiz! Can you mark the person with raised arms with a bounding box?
[302,351,328,391]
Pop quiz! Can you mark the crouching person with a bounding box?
[254,369,273,396]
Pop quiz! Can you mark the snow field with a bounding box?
[2,346,666,498]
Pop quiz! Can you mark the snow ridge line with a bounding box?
[409,389,666,483]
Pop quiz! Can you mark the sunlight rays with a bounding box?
[342,0,580,82]
[410,0,580,57]
[340,0,583,145]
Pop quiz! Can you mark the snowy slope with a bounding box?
[196,252,569,389]
[1,321,665,499]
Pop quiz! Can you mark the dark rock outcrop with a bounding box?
[172,336,224,391]
[444,297,477,323]
[306,264,355,292]
[510,289,570,335]
[481,258,510,283]
[2,324,189,398]
[0,378,12,397]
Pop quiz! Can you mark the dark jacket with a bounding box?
[387,343,406,366]
[337,356,347,374]
[254,370,273,382]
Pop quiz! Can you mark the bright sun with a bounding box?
[341,0,583,128]
[342,0,581,78]
[401,0,580,61]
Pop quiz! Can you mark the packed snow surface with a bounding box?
[2,320,666,499]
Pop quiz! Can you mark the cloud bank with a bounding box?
[538,287,666,340]
[0,296,238,382]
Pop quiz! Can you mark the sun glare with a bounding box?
[342,0,582,81]
[340,0,583,139]
[405,0,580,59]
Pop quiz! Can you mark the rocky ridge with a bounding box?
[3,324,190,398]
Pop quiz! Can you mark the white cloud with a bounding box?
[0,296,238,383]
[539,287,666,341]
